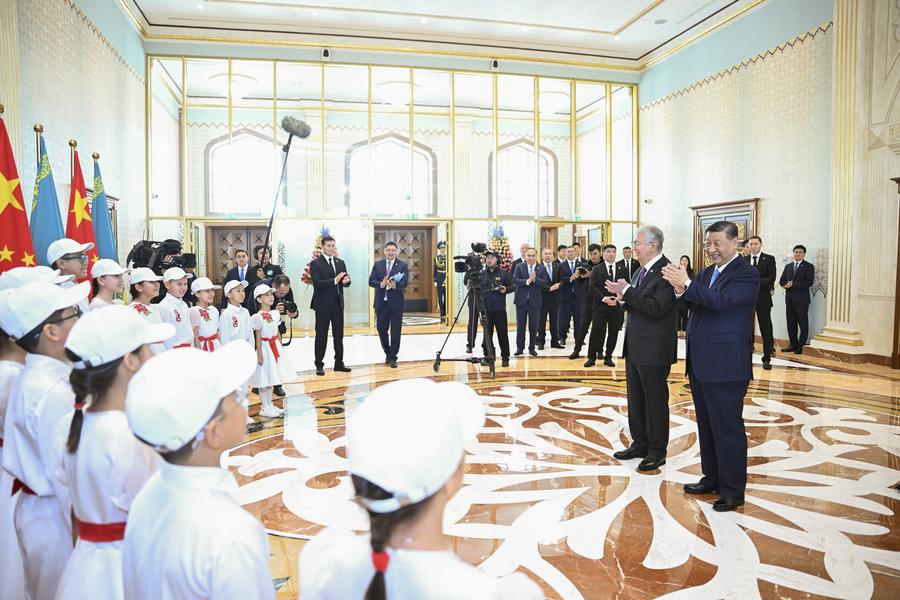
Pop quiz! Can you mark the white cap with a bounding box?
[190,276,221,294]
[66,305,175,368]
[253,284,273,299]
[47,238,94,266]
[129,267,164,284]
[0,290,12,334]
[0,280,90,338]
[91,258,129,278]
[126,341,256,453]
[223,279,249,295]
[162,267,193,283]
[347,378,484,514]
[0,266,73,290]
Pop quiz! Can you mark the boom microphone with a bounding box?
[281,116,311,139]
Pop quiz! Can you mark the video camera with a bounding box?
[454,242,487,286]
[126,239,197,274]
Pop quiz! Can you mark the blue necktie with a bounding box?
[239,267,244,281]
[710,268,720,287]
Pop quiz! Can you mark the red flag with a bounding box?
[65,150,98,279]
[0,114,37,273]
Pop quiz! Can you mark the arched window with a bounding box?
[345,133,436,216]
[205,128,283,215]
[489,139,557,217]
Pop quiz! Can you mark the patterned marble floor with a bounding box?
[233,352,900,599]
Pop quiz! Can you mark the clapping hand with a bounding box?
[604,278,629,298]
[569,271,579,282]
[549,282,561,292]
[782,280,793,289]
[601,296,618,306]
[381,275,390,288]
[661,264,688,294]
[498,285,507,294]
[341,274,351,285]
[528,270,536,283]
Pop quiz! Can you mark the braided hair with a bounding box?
[65,348,126,453]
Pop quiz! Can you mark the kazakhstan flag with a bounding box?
[30,136,65,266]
[91,160,117,260]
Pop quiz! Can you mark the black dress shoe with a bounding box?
[389,360,398,368]
[550,343,564,349]
[568,350,581,360]
[793,347,803,355]
[683,482,718,495]
[251,387,259,394]
[272,386,286,397]
[583,358,596,367]
[762,362,772,370]
[637,455,666,471]
[780,346,797,352]
[712,497,744,512]
[465,345,473,354]
[315,368,325,376]
[603,358,616,367]
[613,446,647,460]
[501,358,510,367]
[514,350,524,356]
[529,348,538,357]
[537,343,545,350]
[384,357,391,365]
[334,364,352,372]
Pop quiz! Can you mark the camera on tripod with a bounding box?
[454,242,487,286]
[126,239,197,274]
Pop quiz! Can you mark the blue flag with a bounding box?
[30,136,65,266]
[91,160,117,260]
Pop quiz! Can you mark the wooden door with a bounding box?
[207,225,269,288]
[374,226,433,313]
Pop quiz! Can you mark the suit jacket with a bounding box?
[538,262,559,307]
[310,255,351,311]
[779,260,814,305]
[513,262,549,307]
[616,258,639,283]
[681,256,759,383]
[620,255,678,366]
[480,267,512,312]
[557,259,588,302]
[221,266,254,311]
[368,259,409,311]
[744,253,776,308]
[511,257,525,271]
[590,262,624,315]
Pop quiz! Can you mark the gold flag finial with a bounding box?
[92,152,100,160]
[0,104,5,114]
[69,139,78,148]
[33,123,44,133]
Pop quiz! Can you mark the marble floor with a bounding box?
[233,335,900,599]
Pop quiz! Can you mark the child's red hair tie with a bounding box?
[372,550,389,573]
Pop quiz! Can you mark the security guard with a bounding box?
[433,241,447,319]
[480,251,513,367]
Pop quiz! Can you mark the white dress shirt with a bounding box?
[218,303,253,346]
[159,294,194,348]
[623,253,665,293]
[123,463,274,600]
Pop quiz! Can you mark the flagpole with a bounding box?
[69,139,77,179]
[34,124,43,164]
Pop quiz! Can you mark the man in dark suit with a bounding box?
[616,246,638,283]
[557,246,588,346]
[663,220,759,512]
[368,241,408,368]
[480,252,513,367]
[745,235,776,369]
[513,247,550,356]
[570,244,603,359]
[309,235,352,376]
[779,244,815,354]
[537,248,563,349]
[221,248,254,311]
[510,242,530,272]
[554,244,566,265]
[605,226,677,473]
[586,244,624,368]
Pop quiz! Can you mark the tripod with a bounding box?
[433,280,496,378]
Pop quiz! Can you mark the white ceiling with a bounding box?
[128,0,755,65]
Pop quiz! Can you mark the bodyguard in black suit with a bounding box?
[585,245,624,368]
[557,246,588,345]
[368,241,408,368]
[537,248,563,349]
[480,252,513,367]
[605,226,677,472]
[221,248,254,311]
[571,244,603,358]
[663,220,759,512]
[616,247,638,283]
[745,236,776,368]
[510,243,529,273]
[779,244,815,354]
[309,236,352,376]
[512,248,550,356]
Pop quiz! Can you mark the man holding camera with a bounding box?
[369,241,409,368]
[480,251,513,367]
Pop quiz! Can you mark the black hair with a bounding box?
[272,274,291,288]
[602,244,617,251]
[749,235,762,243]
[680,255,692,267]
[556,244,566,252]
[587,243,602,253]
[352,475,434,600]
[253,244,273,260]
[234,248,249,257]
[572,242,581,247]
[91,278,100,297]
[623,246,632,250]
[15,308,66,353]
[384,241,398,249]
[793,244,807,253]
[65,348,127,453]
[705,220,740,240]
[321,235,336,245]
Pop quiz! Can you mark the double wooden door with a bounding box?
[374,226,433,313]
[207,226,269,284]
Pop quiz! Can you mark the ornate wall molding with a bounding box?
[61,0,144,84]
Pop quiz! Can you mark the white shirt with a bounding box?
[159,294,193,348]
[123,463,274,600]
[623,253,665,293]
[300,528,543,600]
[89,296,124,310]
[129,301,172,354]
[61,279,91,314]
[0,360,24,443]
[219,304,253,346]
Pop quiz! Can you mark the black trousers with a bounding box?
[625,361,671,457]
[677,305,690,332]
[755,303,774,360]
[484,310,510,359]
[376,304,403,361]
[466,294,479,349]
[587,308,622,360]
[785,302,809,346]
[515,304,540,351]
[437,283,446,316]
[574,298,595,349]
[558,295,582,343]
[314,305,344,368]
[689,375,749,500]
[537,297,558,345]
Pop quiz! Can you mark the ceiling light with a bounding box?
[654,19,667,25]
[521,26,529,33]
[614,34,620,40]
[196,3,204,8]
[209,73,258,100]
[529,90,569,118]
[377,81,421,107]
[420,17,427,24]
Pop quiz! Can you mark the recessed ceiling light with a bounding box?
[654,19,667,25]
[420,17,427,24]
[614,34,620,40]
[521,26,529,33]
[196,3,204,8]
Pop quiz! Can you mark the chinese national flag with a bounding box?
[65,150,98,279]
[0,114,37,273]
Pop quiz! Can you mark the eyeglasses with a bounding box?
[60,253,88,262]
[46,305,82,325]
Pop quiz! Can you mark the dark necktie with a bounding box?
[633,267,647,288]
[608,264,613,279]
[327,257,335,276]
[752,256,757,267]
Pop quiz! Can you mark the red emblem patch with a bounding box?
[232,315,239,328]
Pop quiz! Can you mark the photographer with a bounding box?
[249,244,284,287]
[149,239,197,305]
[480,251,512,367]
[270,274,297,398]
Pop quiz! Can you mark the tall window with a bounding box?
[206,129,282,215]
[490,139,557,217]
[346,133,436,216]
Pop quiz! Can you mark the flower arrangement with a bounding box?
[301,226,332,285]
[488,225,513,271]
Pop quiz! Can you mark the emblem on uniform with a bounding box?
[198,308,212,322]
[133,304,150,317]
[232,315,238,328]
[174,310,181,323]
[262,312,274,324]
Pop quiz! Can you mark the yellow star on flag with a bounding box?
[91,254,99,264]
[71,189,92,227]
[0,172,23,216]
[0,245,13,263]
[21,253,35,266]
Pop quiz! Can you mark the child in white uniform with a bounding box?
[158,267,194,349]
[300,379,544,600]
[0,265,73,291]
[128,267,170,355]
[55,306,174,600]
[219,280,253,425]
[1,280,91,600]
[47,238,95,315]
[189,277,222,352]
[122,342,275,600]
[251,285,292,418]
[89,259,128,310]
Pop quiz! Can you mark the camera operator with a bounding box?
[463,251,486,353]
[269,274,297,398]
[480,251,513,367]
[152,240,197,305]
[249,244,284,287]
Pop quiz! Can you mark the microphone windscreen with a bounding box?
[281,116,311,138]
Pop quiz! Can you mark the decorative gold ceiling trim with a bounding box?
[115,0,147,35]
[204,0,666,37]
